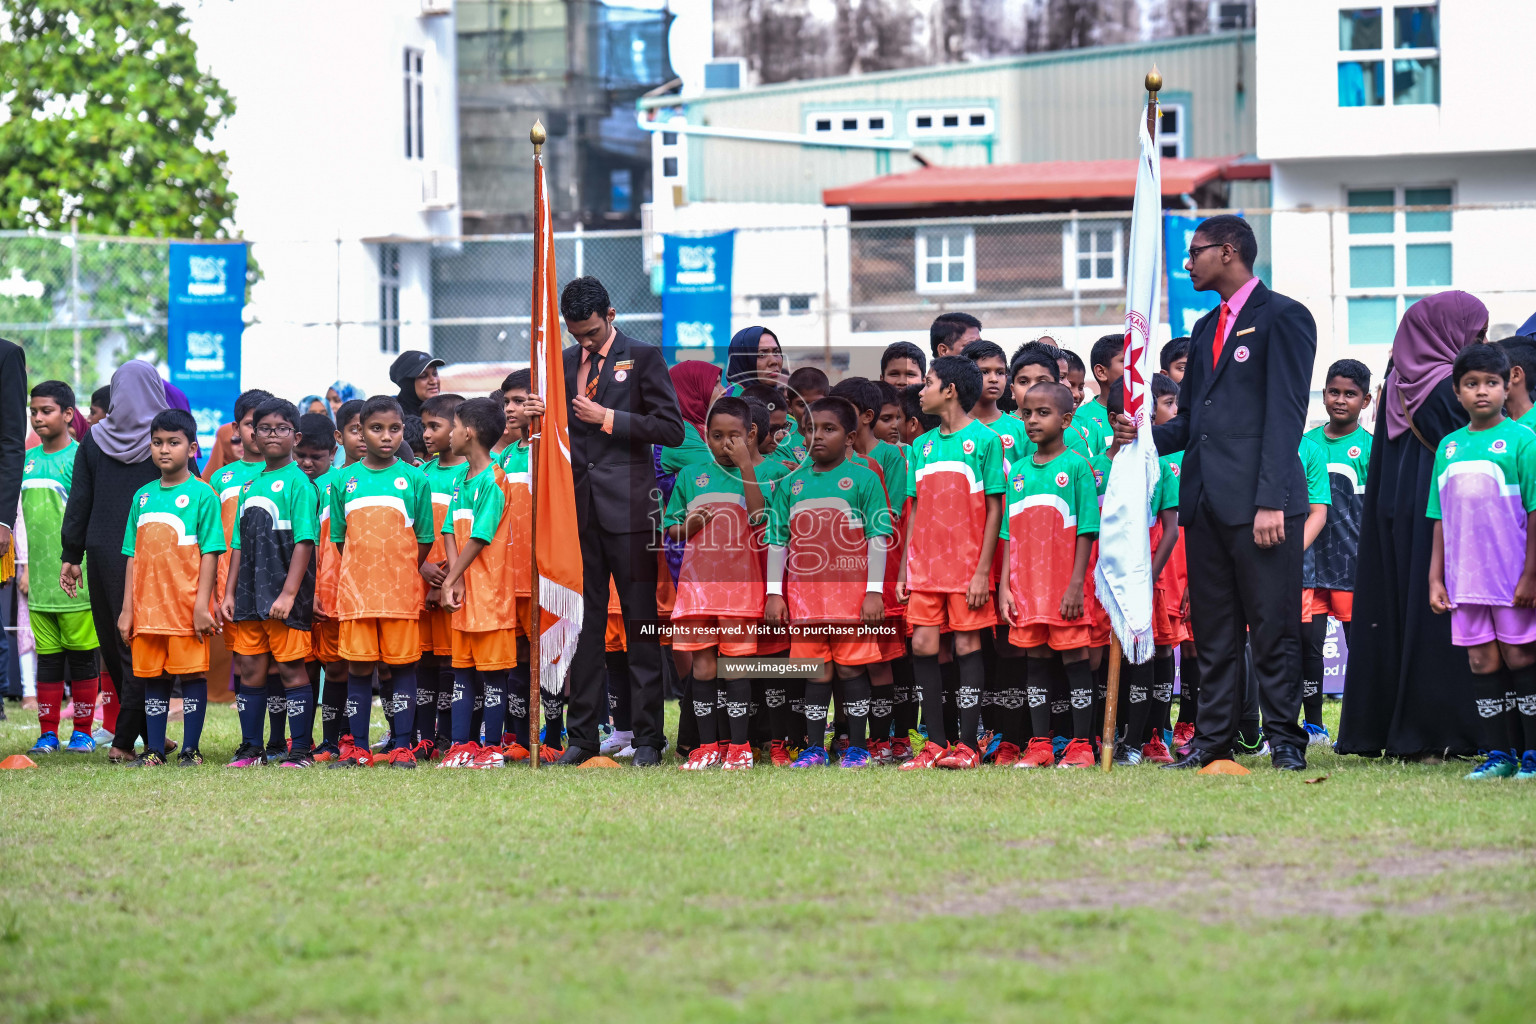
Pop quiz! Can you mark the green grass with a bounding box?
[2,700,1533,1024]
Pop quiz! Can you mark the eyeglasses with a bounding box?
[255,424,294,437]
[1186,242,1226,260]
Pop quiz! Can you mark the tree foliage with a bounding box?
[0,1,238,387]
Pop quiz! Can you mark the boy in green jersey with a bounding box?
[417,393,468,756]
[1076,334,1125,455]
[23,381,101,754]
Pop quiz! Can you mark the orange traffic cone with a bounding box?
[1197,759,1250,776]
[578,755,622,769]
[0,754,38,769]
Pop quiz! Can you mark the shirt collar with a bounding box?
[1225,276,1261,316]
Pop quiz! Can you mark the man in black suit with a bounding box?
[1114,215,1316,771]
[556,277,683,766]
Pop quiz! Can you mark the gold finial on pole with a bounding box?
[531,119,547,156]
[1144,65,1162,139]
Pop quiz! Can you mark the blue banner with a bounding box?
[168,242,246,454]
[1163,213,1219,339]
[661,231,733,365]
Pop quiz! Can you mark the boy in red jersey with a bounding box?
[897,357,1006,770]
[765,398,894,768]
[996,383,1100,768]
[667,397,775,770]
[417,392,467,758]
[437,398,519,769]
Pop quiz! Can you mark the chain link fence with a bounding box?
[5,203,1533,397]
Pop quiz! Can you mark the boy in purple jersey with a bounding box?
[1427,345,1536,780]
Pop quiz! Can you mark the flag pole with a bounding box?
[528,118,547,770]
[1101,67,1161,774]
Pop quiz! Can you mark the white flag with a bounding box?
[1093,108,1164,664]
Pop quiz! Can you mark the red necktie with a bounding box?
[1211,302,1231,368]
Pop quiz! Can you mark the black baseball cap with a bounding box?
[389,351,445,385]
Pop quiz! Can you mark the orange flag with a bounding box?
[530,150,584,693]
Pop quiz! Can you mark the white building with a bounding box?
[183,0,460,398]
[1259,0,1536,389]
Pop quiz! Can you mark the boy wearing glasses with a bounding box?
[220,399,321,767]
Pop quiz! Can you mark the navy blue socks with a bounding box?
[144,677,171,756]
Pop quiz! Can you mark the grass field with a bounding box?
[2,699,1533,1024]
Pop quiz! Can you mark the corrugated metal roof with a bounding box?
[823,157,1240,207]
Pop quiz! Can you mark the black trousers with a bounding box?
[1185,501,1306,754]
[85,544,145,748]
[568,526,664,753]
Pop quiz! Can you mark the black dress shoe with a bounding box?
[631,744,662,767]
[1270,744,1307,771]
[1162,746,1224,770]
[555,746,594,766]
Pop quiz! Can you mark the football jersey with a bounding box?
[850,442,910,615]
[664,460,767,619]
[1006,449,1100,627]
[121,476,225,635]
[1304,424,1372,590]
[20,442,88,613]
[446,462,516,632]
[330,460,435,620]
[1154,452,1188,599]
[314,468,341,619]
[905,419,1007,593]
[767,459,894,623]
[1075,396,1114,454]
[976,416,1029,584]
[211,459,264,604]
[421,456,470,568]
[660,422,713,477]
[231,461,319,629]
[1427,419,1536,606]
[500,442,533,598]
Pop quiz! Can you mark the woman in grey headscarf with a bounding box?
[60,360,169,760]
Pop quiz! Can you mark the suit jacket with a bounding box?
[563,328,684,535]
[0,338,27,532]
[1153,280,1317,527]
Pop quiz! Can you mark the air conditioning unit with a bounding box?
[420,0,453,16]
[420,165,459,210]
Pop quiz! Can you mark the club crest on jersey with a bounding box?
[1094,470,1104,488]
[23,459,34,473]
[962,439,975,455]
[138,493,149,507]
[1348,446,1362,459]
[1491,439,1507,454]
[921,440,933,457]
[837,476,853,491]
[220,470,234,484]
[1001,435,1014,449]
[1445,440,1458,458]
[1234,346,1250,363]
[345,479,358,494]
[1170,464,1181,477]
[694,473,709,487]
[1013,478,1024,492]
[175,494,190,508]
[790,479,805,496]
[271,479,284,493]
[1055,471,1069,488]
[394,477,408,490]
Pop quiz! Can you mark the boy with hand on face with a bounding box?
[220,399,320,768]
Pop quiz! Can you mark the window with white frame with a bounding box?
[1344,185,1452,344]
[805,111,893,138]
[1061,222,1124,290]
[1158,103,1186,159]
[915,227,974,294]
[755,295,815,317]
[403,48,425,159]
[379,244,401,354]
[907,107,993,137]
[1337,5,1439,107]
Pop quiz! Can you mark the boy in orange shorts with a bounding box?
[220,399,320,768]
[996,382,1099,768]
[119,410,225,766]
[667,397,773,771]
[417,392,467,757]
[500,370,536,753]
[897,357,1005,770]
[765,398,895,769]
[329,396,436,768]
[436,398,519,769]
